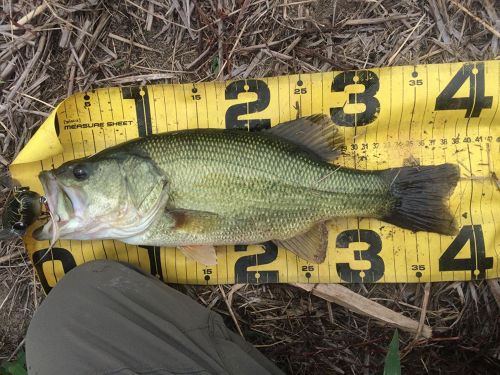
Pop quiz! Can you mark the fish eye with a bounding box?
[12,222,26,231]
[72,165,88,180]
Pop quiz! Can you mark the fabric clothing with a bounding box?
[26,260,284,375]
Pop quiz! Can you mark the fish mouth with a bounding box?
[33,171,84,240]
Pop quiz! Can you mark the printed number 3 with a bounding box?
[335,229,384,282]
[330,71,381,127]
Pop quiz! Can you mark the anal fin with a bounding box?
[274,222,328,263]
[178,245,217,265]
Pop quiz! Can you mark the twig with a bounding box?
[449,0,500,38]
[0,252,21,264]
[108,33,156,52]
[216,19,248,79]
[5,33,46,102]
[427,0,451,44]
[95,73,175,84]
[415,283,431,340]
[146,2,154,31]
[342,14,417,26]
[388,14,426,65]
[216,0,224,80]
[487,279,500,310]
[295,283,432,338]
[8,3,48,30]
[219,285,245,339]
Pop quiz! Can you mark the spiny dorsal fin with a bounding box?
[266,114,344,161]
[177,245,217,265]
[274,222,328,263]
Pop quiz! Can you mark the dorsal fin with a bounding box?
[265,114,344,161]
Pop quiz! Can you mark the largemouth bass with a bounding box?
[33,115,459,264]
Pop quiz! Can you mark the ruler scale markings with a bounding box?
[161,85,169,132]
[416,65,429,278]
[163,244,168,283]
[80,240,85,263]
[424,65,432,282]
[464,66,478,279]
[151,86,157,134]
[202,83,209,128]
[101,240,108,260]
[73,94,81,119]
[173,249,179,284]
[436,66,446,281]
[400,67,409,282]
[12,61,500,287]
[89,236,97,262]
[68,131,76,160]
[486,70,500,276]
[488,68,499,278]
[96,90,103,122]
[110,240,118,262]
[387,67,398,283]
[172,84,178,132]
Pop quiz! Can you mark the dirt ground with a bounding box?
[1,0,499,374]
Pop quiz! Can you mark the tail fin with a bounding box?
[380,163,460,235]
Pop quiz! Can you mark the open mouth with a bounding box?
[33,171,77,240]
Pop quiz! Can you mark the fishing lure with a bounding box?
[0,187,43,239]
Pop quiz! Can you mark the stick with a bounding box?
[449,0,500,39]
[9,3,48,30]
[219,285,245,339]
[0,252,21,264]
[108,33,156,52]
[427,0,451,44]
[388,14,426,65]
[487,279,500,310]
[415,282,431,340]
[295,283,432,338]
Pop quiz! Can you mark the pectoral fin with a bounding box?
[169,209,220,234]
[178,245,217,265]
[274,222,328,263]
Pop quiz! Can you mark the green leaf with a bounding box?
[383,329,401,375]
[211,56,219,74]
[0,351,27,375]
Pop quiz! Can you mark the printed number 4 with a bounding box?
[435,62,492,117]
[439,225,493,279]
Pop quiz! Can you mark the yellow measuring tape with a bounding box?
[10,60,500,290]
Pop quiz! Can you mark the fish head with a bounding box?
[33,153,168,242]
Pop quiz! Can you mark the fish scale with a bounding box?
[123,128,392,246]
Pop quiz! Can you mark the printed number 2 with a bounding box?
[435,62,493,117]
[225,80,271,131]
[330,70,380,127]
[234,242,279,283]
[335,229,384,282]
[439,225,493,279]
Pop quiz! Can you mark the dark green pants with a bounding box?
[26,260,283,375]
